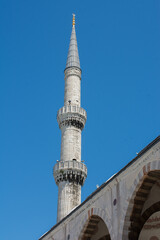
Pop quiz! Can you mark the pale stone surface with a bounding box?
[41,139,160,240]
[53,161,87,186]
[54,66,87,222]
[53,39,87,223]
[64,68,81,107]
[57,181,81,223]
[60,126,81,162]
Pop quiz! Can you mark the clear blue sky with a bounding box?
[1,0,160,239]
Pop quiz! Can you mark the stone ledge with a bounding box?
[57,105,87,130]
[64,67,81,79]
[53,160,87,186]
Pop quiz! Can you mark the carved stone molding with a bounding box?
[57,105,87,130]
[53,160,87,186]
[64,67,81,80]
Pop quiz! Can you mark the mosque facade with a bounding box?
[39,16,160,240]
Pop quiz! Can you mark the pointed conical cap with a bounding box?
[65,15,80,69]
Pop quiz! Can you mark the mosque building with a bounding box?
[39,15,160,240]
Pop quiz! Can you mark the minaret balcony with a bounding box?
[57,105,87,130]
[53,160,87,186]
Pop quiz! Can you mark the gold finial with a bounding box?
[72,13,75,27]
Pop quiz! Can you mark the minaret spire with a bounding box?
[53,15,87,222]
[66,14,80,69]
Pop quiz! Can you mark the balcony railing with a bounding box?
[54,160,87,175]
[57,105,87,118]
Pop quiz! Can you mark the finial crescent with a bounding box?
[72,13,75,27]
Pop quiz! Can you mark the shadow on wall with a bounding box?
[79,215,111,240]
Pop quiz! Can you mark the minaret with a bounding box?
[53,14,87,223]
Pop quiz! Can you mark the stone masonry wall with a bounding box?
[41,140,160,240]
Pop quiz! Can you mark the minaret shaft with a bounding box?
[64,73,81,107]
[57,182,81,222]
[60,126,81,162]
[53,16,87,223]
